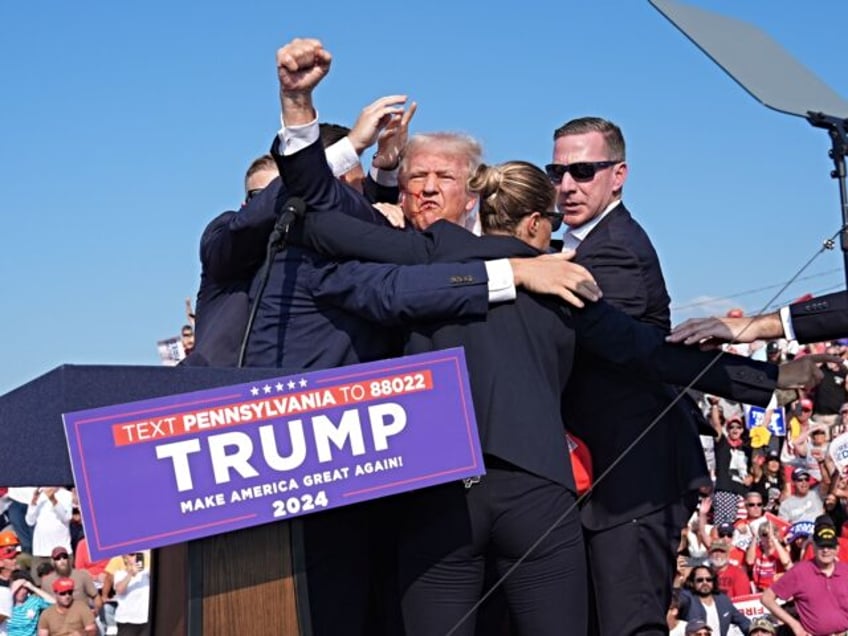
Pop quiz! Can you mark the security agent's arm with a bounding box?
[273,121,389,226]
[202,132,370,284]
[573,299,779,406]
[308,259,505,326]
[787,290,848,344]
[201,181,282,283]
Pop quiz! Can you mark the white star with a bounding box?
[262,384,272,394]
[287,380,296,390]
[298,378,308,388]
[275,382,285,392]
[250,386,259,396]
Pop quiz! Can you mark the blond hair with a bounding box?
[399,132,482,186]
[468,161,555,234]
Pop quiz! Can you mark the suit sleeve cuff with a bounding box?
[326,137,360,178]
[485,259,516,303]
[779,306,795,340]
[277,112,320,156]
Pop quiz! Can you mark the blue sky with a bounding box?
[2,0,847,394]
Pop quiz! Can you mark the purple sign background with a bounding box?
[63,349,483,560]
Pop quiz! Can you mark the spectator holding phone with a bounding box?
[745,522,791,592]
[111,553,149,636]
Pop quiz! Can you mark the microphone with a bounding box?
[267,197,307,249]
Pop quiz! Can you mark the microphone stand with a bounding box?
[807,112,848,289]
[237,197,306,368]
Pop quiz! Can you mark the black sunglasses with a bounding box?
[540,211,564,232]
[545,161,619,183]
[694,576,713,583]
[746,502,763,507]
[57,590,74,596]
[53,554,69,561]
[246,188,265,201]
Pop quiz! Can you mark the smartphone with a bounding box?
[134,553,145,569]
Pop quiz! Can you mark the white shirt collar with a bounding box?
[566,199,621,242]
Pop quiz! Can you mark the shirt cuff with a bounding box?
[369,164,399,187]
[779,306,795,341]
[277,112,319,156]
[485,259,516,303]
[326,137,360,178]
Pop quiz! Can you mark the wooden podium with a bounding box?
[0,364,312,635]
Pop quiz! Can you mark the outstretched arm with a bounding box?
[668,312,783,348]
[309,260,490,326]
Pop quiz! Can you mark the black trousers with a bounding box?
[585,494,696,636]
[398,464,586,636]
[301,499,402,636]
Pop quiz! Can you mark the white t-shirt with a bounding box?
[704,600,721,634]
[669,620,687,636]
[113,569,150,624]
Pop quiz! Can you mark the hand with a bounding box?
[374,101,417,169]
[347,95,409,155]
[667,312,783,347]
[276,38,332,94]
[372,202,406,229]
[777,354,844,390]
[698,495,712,515]
[509,251,602,308]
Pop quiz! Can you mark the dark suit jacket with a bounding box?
[188,159,400,367]
[564,204,714,529]
[186,178,285,367]
[790,291,848,344]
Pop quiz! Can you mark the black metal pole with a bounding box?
[807,112,848,289]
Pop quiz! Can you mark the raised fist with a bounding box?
[276,38,332,94]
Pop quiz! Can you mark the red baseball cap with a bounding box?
[52,577,75,594]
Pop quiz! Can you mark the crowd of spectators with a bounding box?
[0,488,150,636]
[671,332,848,635]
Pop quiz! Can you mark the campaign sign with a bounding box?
[731,593,767,620]
[64,349,483,560]
[746,405,786,436]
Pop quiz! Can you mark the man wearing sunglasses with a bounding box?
[36,577,96,635]
[38,546,99,611]
[548,116,715,635]
[779,467,825,524]
[679,565,750,636]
